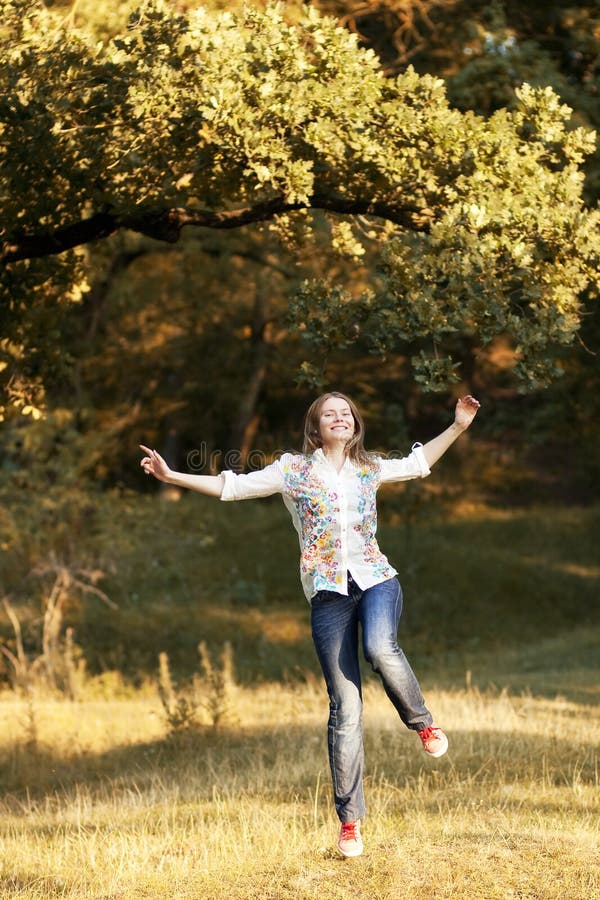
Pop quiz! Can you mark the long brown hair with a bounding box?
[302,391,374,465]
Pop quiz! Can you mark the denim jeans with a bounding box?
[310,573,433,823]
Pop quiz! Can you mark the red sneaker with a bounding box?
[418,724,448,758]
[337,820,363,858]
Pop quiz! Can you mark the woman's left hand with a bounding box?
[454,395,481,430]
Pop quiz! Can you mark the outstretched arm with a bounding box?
[139,445,224,497]
[421,396,480,468]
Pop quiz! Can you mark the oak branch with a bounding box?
[1,197,434,265]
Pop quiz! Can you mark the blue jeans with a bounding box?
[310,573,433,823]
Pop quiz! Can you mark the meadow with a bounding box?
[0,496,599,898]
[1,678,598,899]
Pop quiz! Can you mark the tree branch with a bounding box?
[1,195,433,264]
[2,213,118,263]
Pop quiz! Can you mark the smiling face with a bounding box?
[318,396,355,448]
[302,391,368,462]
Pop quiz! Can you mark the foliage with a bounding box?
[1,0,599,419]
[330,2,600,202]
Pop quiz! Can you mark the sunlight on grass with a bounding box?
[1,500,598,896]
[1,681,598,899]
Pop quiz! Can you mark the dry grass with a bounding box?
[1,678,598,900]
[1,499,598,897]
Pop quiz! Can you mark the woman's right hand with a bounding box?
[139,445,172,483]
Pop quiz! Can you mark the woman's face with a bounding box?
[318,396,355,446]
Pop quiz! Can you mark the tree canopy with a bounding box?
[1,0,599,422]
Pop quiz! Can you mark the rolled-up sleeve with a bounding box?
[378,442,431,483]
[220,458,286,501]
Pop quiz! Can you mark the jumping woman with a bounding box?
[140,391,480,857]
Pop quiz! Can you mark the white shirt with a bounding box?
[220,445,430,601]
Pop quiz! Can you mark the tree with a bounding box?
[319,2,600,202]
[1,0,599,421]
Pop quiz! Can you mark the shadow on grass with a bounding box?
[1,714,598,809]
[2,713,597,900]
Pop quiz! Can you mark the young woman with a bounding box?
[140,391,480,858]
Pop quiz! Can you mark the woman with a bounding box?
[140,391,480,858]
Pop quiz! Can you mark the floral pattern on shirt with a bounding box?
[282,455,343,588]
[220,446,429,600]
[353,461,396,580]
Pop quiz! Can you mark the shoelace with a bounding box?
[341,822,359,840]
[419,726,440,742]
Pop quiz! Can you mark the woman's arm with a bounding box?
[421,396,480,468]
[139,445,224,497]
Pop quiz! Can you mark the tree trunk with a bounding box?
[227,288,271,470]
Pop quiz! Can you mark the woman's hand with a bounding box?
[454,395,481,430]
[139,444,172,483]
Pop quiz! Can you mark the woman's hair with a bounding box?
[302,391,374,464]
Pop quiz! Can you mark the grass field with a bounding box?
[0,673,598,899]
[1,498,599,897]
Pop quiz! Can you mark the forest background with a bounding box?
[1,0,598,683]
[0,2,599,898]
